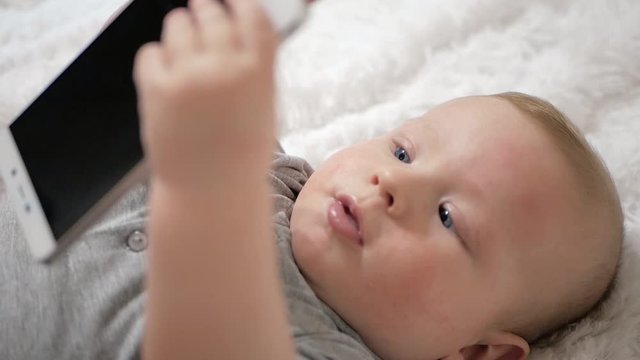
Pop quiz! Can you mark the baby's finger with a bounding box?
[189,0,236,49]
[133,42,167,88]
[227,0,277,58]
[161,8,198,62]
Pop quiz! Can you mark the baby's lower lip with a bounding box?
[327,199,362,246]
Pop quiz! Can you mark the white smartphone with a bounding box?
[0,0,307,262]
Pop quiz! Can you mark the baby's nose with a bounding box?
[371,169,417,217]
[370,173,395,209]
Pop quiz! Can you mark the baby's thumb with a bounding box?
[133,42,166,91]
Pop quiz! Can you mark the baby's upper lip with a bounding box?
[336,193,364,245]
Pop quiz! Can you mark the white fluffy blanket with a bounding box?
[1,0,639,358]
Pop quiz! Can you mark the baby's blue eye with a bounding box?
[439,205,454,229]
[394,146,411,163]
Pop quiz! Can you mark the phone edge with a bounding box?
[0,126,57,260]
[1,125,149,262]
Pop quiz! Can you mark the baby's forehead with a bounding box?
[393,101,545,154]
[404,96,523,129]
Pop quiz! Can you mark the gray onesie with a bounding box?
[0,152,379,360]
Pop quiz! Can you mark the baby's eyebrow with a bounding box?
[396,120,441,154]
[462,215,482,255]
[456,177,490,253]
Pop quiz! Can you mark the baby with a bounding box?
[130,1,623,359]
[0,0,621,359]
[288,92,624,359]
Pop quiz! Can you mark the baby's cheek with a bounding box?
[290,208,329,274]
[366,247,443,321]
[323,149,371,177]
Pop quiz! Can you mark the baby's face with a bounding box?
[289,96,579,359]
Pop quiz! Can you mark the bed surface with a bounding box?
[1,0,639,358]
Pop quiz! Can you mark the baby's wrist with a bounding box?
[148,148,273,196]
[148,164,271,221]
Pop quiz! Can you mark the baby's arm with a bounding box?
[133,0,294,359]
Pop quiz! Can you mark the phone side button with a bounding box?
[126,230,148,252]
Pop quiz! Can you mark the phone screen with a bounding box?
[9,0,185,240]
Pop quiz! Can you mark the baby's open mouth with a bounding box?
[327,196,363,246]
[343,203,359,231]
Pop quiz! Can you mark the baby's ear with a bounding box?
[442,331,529,360]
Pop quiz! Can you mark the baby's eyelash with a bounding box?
[439,204,454,230]
[394,146,411,163]
[391,137,414,164]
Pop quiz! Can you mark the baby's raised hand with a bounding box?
[133,0,278,191]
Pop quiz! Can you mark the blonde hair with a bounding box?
[491,92,624,344]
